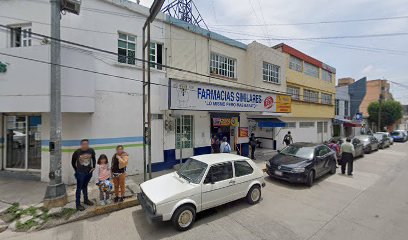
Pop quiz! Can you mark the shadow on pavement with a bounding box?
[263,171,334,190]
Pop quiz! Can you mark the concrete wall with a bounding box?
[349,77,367,117]
[360,79,391,117]
[335,85,350,118]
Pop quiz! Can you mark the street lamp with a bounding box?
[142,0,165,181]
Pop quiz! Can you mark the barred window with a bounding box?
[287,86,300,100]
[304,89,319,103]
[176,115,193,149]
[321,93,332,105]
[118,33,136,65]
[210,52,236,78]
[289,56,302,72]
[263,62,280,84]
[335,99,340,115]
[285,122,296,128]
[300,122,315,128]
[304,62,319,78]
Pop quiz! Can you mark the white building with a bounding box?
[0,0,290,183]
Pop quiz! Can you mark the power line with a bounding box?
[210,15,408,27]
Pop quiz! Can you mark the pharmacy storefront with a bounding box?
[156,79,290,170]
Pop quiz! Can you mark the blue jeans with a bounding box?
[75,172,92,207]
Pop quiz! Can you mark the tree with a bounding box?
[368,100,403,130]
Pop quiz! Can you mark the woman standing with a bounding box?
[111,145,129,203]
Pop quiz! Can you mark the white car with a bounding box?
[137,154,265,231]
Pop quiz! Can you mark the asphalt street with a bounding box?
[2,142,408,240]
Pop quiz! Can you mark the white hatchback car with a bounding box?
[137,153,265,231]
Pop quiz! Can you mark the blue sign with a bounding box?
[355,112,363,122]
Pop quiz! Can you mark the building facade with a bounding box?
[273,43,336,144]
[0,0,291,182]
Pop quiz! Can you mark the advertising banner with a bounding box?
[238,127,249,137]
[169,79,291,113]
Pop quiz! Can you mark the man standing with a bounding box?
[220,137,231,153]
[340,137,355,176]
[249,133,257,160]
[283,131,293,146]
[72,139,96,211]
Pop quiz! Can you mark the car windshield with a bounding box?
[280,145,315,160]
[374,134,383,140]
[391,132,401,136]
[356,136,369,142]
[176,158,208,184]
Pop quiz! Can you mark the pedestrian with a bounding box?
[340,137,355,176]
[211,135,220,153]
[220,137,231,153]
[328,139,340,163]
[111,145,129,203]
[94,154,112,206]
[249,133,257,160]
[71,139,96,211]
[283,131,293,146]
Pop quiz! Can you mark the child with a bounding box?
[111,145,129,203]
[95,154,112,205]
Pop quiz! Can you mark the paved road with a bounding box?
[2,143,408,240]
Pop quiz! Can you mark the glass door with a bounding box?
[4,115,41,171]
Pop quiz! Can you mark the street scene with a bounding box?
[0,0,408,239]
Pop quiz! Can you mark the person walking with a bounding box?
[328,139,340,165]
[220,137,231,153]
[249,133,257,160]
[71,139,96,211]
[111,145,129,203]
[340,137,355,176]
[211,135,220,153]
[283,131,293,146]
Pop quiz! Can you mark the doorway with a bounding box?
[3,115,42,171]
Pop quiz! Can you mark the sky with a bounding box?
[139,0,408,104]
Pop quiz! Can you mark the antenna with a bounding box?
[162,0,209,30]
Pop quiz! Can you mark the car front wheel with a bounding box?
[246,185,261,205]
[306,170,315,187]
[172,205,196,231]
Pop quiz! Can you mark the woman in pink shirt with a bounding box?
[95,154,112,205]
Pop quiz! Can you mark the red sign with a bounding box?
[264,96,274,109]
[239,127,249,137]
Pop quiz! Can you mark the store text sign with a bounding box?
[170,80,291,113]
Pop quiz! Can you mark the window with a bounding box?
[262,62,280,84]
[324,122,328,133]
[285,122,296,128]
[289,56,302,72]
[316,146,331,157]
[150,42,163,70]
[321,93,332,105]
[344,100,349,116]
[118,33,136,65]
[176,115,193,149]
[303,89,319,103]
[300,122,315,128]
[317,122,323,133]
[177,158,208,184]
[234,161,254,177]
[210,52,236,78]
[11,25,32,47]
[287,86,300,100]
[304,62,319,78]
[204,162,233,184]
[335,99,340,115]
[322,69,332,82]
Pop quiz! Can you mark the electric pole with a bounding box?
[378,80,384,132]
[44,0,67,207]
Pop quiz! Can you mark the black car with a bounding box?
[266,143,336,187]
[355,135,379,153]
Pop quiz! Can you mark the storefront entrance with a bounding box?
[3,115,42,171]
[210,115,239,150]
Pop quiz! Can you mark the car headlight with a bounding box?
[292,167,305,173]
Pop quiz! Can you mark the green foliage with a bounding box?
[368,100,403,129]
[16,219,38,232]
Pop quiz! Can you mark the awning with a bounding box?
[344,122,362,127]
[248,118,286,128]
[334,117,362,127]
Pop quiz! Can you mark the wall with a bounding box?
[360,80,391,117]
[349,77,367,117]
[335,85,350,118]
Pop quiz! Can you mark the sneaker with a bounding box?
[99,201,106,206]
[76,205,85,211]
[114,197,119,203]
[84,199,94,206]
[118,197,124,203]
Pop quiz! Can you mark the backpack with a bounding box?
[223,143,231,153]
[284,134,291,142]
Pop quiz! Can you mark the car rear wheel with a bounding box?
[330,160,336,174]
[306,170,315,187]
[172,205,196,231]
[246,185,261,205]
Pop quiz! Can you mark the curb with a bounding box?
[39,197,140,231]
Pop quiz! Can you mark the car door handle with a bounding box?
[229,180,235,184]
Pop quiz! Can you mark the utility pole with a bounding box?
[44,0,67,207]
[378,81,384,132]
[142,0,165,181]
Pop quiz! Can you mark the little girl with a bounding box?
[95,154,112,205]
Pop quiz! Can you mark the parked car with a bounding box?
[328,137,365,158]
[374,133,391,149]
[266,143,336,187]
[355,135,379,153]
[377,132,394,145]
[391,130,408,142]
[137,154,265,231]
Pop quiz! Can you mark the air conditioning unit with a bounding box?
[61,0,81,15]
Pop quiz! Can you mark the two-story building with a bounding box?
[273,43,336,144]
